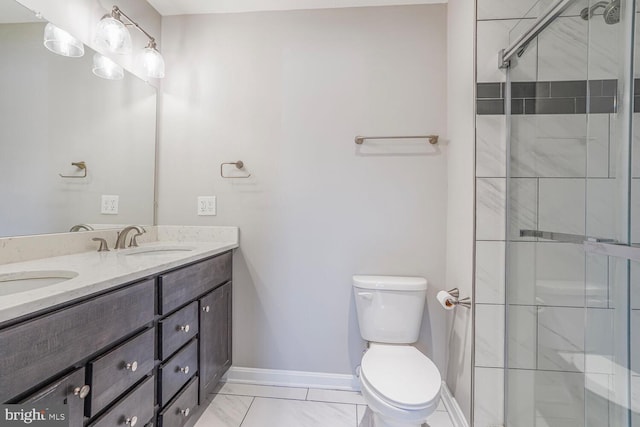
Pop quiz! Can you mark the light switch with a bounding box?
[101,195,119,215]
[197,196,216,216]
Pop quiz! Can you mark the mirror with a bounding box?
[0,0,156,238]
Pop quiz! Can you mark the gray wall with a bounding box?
[445,0,475,423]
[158,5,449,376]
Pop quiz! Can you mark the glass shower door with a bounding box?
[503,0,636,426]
[583,0,633,425]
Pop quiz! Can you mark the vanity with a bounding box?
[0,235,237,427]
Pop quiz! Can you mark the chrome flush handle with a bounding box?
[357,292,373,301]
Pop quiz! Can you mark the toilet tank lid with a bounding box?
[352,275,427,291]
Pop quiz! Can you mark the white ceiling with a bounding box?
[146,0,446,16]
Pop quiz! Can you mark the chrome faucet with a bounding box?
[69,224,94,232]
[114,225,146,249]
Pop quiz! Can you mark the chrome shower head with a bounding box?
[580,1,609,20]
[580,0,620,24]
[603,0,620,24]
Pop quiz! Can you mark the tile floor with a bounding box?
[194,383,455,427]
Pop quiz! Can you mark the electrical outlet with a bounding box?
[101,195,119,215]
[197,196,216,216]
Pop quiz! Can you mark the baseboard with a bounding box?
[223,366,360,391]
[440,382,470,427]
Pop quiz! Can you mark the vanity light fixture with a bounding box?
[94,6,132,54]
[140,40,165,78]
[92,53,124,80]
[43,23,84,57]
[95,6,165,79]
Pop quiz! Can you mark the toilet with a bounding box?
[353,275,441,427]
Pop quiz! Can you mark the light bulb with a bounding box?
[95,16,132,54]
[92,54,124,80]
[140,45,165,79]
[43,23,84,57]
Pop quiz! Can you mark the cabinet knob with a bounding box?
[126,361,138,372]
[73,385,90,399]
[125,416,138,427]
[179,366,190,375]
[178,324,190,333]
[202,306,210,313]
[180,408,190,418]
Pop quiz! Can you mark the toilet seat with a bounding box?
[360,344,441,411]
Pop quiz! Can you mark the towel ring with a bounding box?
[59,161,87,178]
[220,161,251,178]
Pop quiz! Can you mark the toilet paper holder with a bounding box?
[446,288,471,309]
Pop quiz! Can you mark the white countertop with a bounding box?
[0,239,238,325]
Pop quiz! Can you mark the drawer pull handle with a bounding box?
[73,385,90,399]
[126,361,138,372]
[180,408,190,418]
[178,324,190,333]
[180,366,190,374]
[126,416,138,427]
[202,305,210,313]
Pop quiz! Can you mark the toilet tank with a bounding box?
[353,275,427,344]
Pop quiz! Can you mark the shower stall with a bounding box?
[497,0,639,425]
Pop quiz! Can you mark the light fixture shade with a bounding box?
[95,16,132,54]
[92,53,124,80]
[43,23,84,57]
[140,46,165,79]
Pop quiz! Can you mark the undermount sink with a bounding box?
[120,246,196,257]
[0,270,78,296]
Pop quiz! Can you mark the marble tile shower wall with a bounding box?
[475,1,640,426]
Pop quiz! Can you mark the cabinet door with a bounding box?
[20,368,87,427]
[198,282,231,401]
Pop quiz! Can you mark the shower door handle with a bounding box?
[584,241,640,262]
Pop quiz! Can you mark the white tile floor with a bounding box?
[194,383,455,427]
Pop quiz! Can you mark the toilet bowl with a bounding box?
[353,275,442,427]
[359,344,441,427]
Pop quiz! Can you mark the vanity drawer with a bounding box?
[20,368,87,427]
[88,328,155,416]
[89,376,155,427]
[158,377,198,427]
[0,279,155,402]
[159,339,197,407]
[159,302,198,360]
[158,252,232,314]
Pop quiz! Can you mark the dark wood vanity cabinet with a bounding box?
[199,282,232,402]
[156,252,232,427]
[0,280,155,403]
[0,250,233,427]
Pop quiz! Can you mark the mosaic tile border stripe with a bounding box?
[476,79,627,115]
